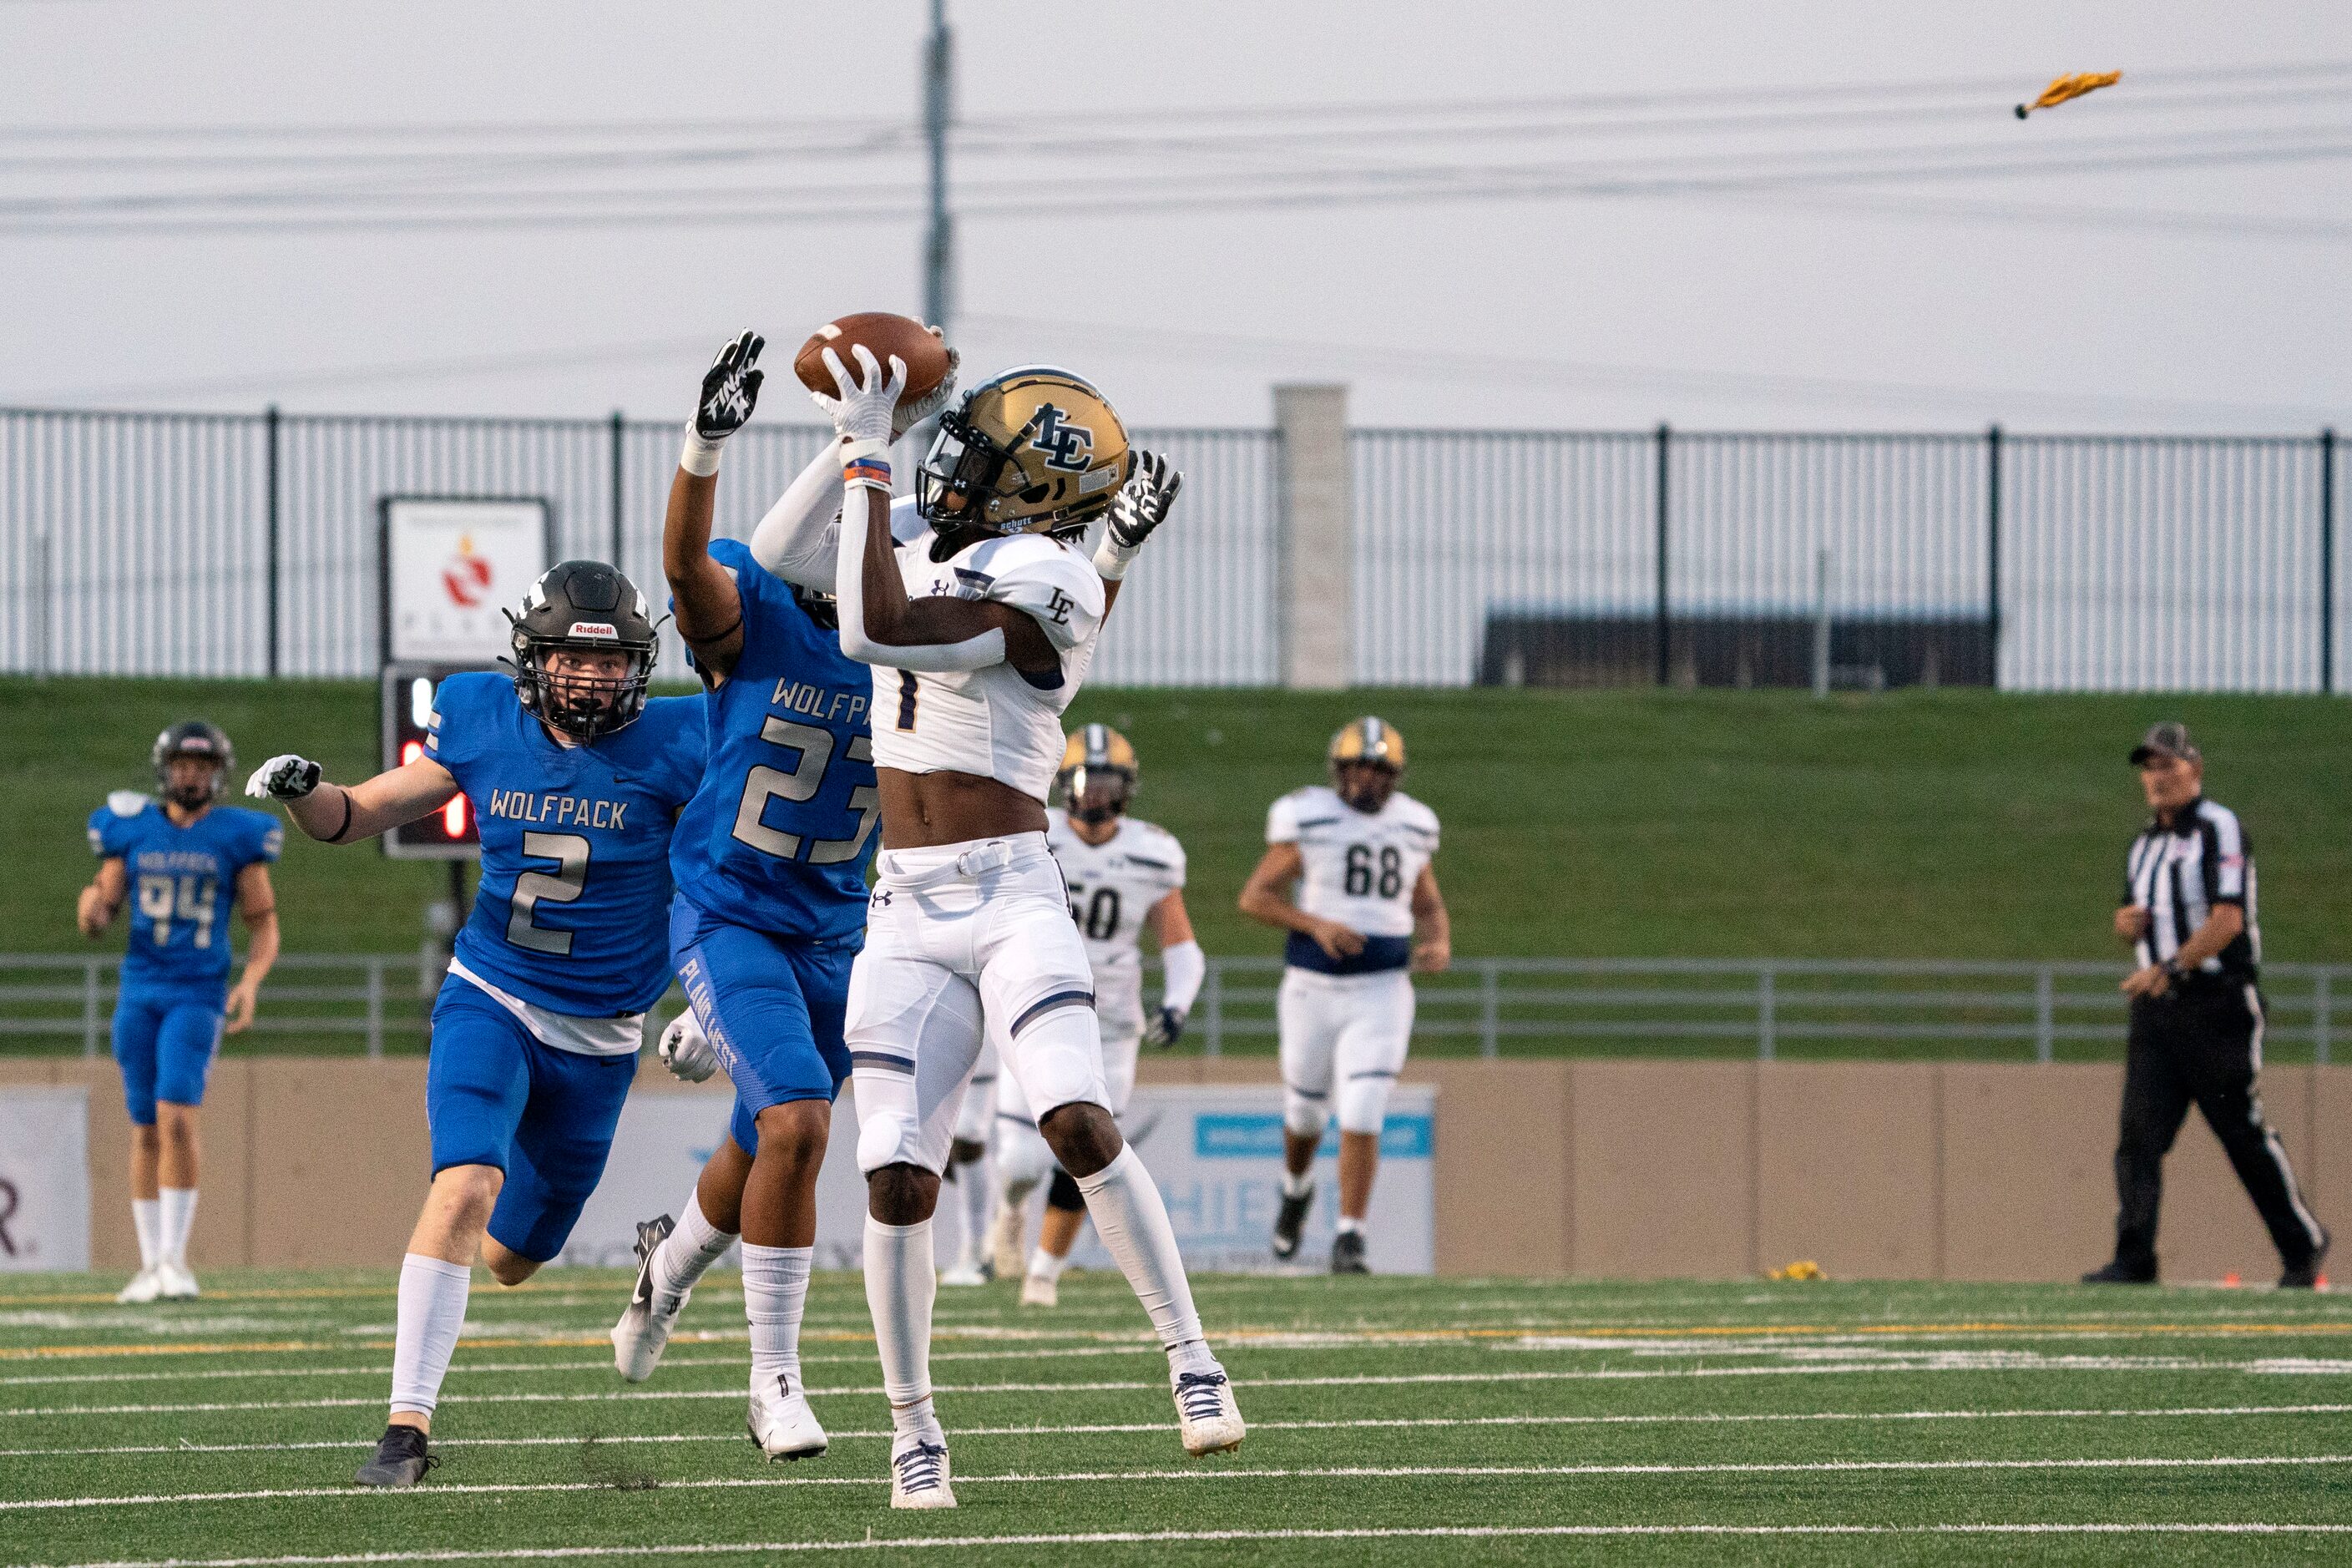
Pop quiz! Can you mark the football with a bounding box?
[792,311,952,403]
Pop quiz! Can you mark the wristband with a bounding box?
[842,445,892,493]
[1093,534,1141,580]
[680,426,725,478]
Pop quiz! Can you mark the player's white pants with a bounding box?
[952,1037,999,1147]
[1277,966,1414,1137]
[848,832,1109,1176]
[995,1028,1141,1191]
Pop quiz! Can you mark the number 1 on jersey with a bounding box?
[896,670,918,731]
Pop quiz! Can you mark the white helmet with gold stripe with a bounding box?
[916,366,1133,541]
[1056,722,1139,824]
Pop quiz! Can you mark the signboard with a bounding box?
[0,1086,90,1272]
[559,1081,1436,1277]
[379,496,551,665]
[379,662,490,860]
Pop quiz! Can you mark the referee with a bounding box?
[2082,722,2330,1287]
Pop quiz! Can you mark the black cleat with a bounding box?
[1330,1231,1369,1275]
[2280,1232,2331,1290]
[353,1424,438,1487]
[1272,1182,1314,1261]
[2081,1258,2157,1285]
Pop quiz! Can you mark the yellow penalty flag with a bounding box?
[2016,70,2122,119]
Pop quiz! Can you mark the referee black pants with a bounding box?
[2110,983,2326,1272]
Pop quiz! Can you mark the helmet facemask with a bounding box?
[503,561,660,742]
[1332,759,1399,813]
[1061,761,1136,827]
[519,643,653,741]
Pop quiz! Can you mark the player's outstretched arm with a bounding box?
[1409,864,1451,974]
[1143,889,1207,1048]
[246,754,460,845]
[76,857,126,938]
[666,331,765,681]
[1238,842,1365,962]
[224,862,280,1034]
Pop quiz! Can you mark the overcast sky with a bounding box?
[3,1,2347,432]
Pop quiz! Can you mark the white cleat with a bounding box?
[1173,1361,1245,1457]
[888,1434,956,1509]
[746,1371,828,1461]
[985,1203,1026,1282]
[156,1262,200,1300]
[1020,1270,1059,1308]
[938,1260,989,1287]
[612,1215,685,1383]
[115,1267,164,1305]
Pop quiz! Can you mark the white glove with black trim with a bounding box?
[245,754,321,801]
[892,329,959,440]
[1095,449,1183,579]
[812,344,907,447]
[681,330,764,476]
[658,1010,718,1084]
[1145,1005,1187,1050]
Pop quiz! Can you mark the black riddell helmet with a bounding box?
[792,581,840,632]
[152,720,235,807]
[504,560,659,741]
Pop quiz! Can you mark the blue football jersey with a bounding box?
[426,672,707,1017]
[89,796,281,991]
[670,538,878,943]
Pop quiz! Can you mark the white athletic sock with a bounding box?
[131,1198,161,1271]
[1336,1215,1364,1237]
[955,1152,992,1267]
[1075,1146,1205,1351]
[1281,1169,1313,1199]
[863,1217,938,1438]
[741,1242,813,1390]
[653,1193,736,1308]
[159,1187,198,1267]
[388,1254,472,1418]
[1027,1244,1067,1282]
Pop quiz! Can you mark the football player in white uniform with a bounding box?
[988,725,1205,1308]
[764,346,1242,1508]
[1238,717,1449,1273]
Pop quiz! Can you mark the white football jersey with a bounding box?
[1266,784,1439,940]
[1046,807,1186,1036]
[867,496,1106,802]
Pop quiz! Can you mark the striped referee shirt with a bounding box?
[2122,796,2261,983]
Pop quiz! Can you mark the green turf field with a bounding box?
[10,677,2351,967]
[3,1268,2350,1565]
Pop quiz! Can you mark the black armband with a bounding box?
[328,788,354,844]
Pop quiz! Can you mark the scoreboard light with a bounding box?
[380,661,491,860]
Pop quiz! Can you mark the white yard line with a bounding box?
[23,1522,2352,1568]
[8,1454,2352,1513]
[12,1353,2352,1419]
[3,1403,2348,1459]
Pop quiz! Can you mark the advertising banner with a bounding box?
[0,1087,90,1273]
[380,497,551,665]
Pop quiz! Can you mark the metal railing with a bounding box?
[8,953,2342,1065]
[6,408,2344,692]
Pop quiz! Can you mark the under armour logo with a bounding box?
[1029,405,1093,473]
[870,888,893,908]
[1044,587,1075,625]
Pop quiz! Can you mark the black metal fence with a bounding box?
[3,407,2342,690]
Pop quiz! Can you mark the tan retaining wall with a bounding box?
[2,1055,2339,1282]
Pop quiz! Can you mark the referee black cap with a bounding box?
[2129,721,2201,766]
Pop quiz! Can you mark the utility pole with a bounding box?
[921,0,953,335]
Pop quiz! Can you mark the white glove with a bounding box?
[1095,449,1183,579]
[892,329,959,440]
[683,330,764,477]
[245,754,321,801]
[1145,1005,1187,1050]
[658,1010,718,1083]
[812,344,907,448]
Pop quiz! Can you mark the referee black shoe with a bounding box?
[2280,1232,2331,1290]
[1331,1231,1369,1275]
[2080,1258,2157,1285]
[354,1424,438,1487]
[1272,1182,1314,1261]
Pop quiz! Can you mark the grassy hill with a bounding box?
[8,676,2349,965]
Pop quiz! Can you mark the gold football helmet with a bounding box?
[1056,722,1139,824]
[916,366,1132,540]
[1328,716,1406,773]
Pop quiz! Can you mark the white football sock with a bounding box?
[131,1198,161,1271]
[652,1193,736,1308]
[1075,1146,1205,1352]
[955,1152,992,1266]
[1027,1245,1067,1282]
[1281,1169,1313,1199]
[741,1242,812,1390]
[388,1254,472,1418]
[1336,1215,1364,1237]
[863,1217,938,1439]
[159,1187,198,1267]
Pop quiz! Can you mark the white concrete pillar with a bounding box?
[1275,382,1352,689]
